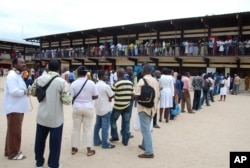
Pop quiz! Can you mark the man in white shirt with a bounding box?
[94,70,115,149]
[2,58,29,160]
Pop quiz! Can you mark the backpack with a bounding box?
[36,76,58,102]
[137,78,155,108]
[203,79,212,90]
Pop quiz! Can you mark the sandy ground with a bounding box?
[0,76,250,168]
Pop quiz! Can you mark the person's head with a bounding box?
[203,74,208,79]
[154,70,161,79]
[208,72,212,78]
[161,68,167,75]
[162,68,171,75]
[142,63,152,76]
[77,66,88,77]
[177,74,182,80]
[12,58,26,72]
[173,72,178,78]
[117,68,125,79]
[98,70,108,81]
[48,59,60,72]
[126,66,133,76]
[184,72,190,77]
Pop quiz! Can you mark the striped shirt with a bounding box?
[112,79,133,110]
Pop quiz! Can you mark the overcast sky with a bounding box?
[0,0,249,41]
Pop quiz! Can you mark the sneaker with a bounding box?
[103,144,115,149]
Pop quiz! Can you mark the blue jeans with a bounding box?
[94,112,111,148]
[203,88,210,105]
[213,83,220,95]
[233,84,240,94]
[110,106,131,145]
[138,111,153,154]
[35,124,63,168]
[198,89,203,109]
[121,100,133,134]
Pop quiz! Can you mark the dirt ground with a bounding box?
[0,76,250,168]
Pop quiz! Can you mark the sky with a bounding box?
[0,0,249,42]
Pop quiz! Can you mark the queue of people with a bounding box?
[1,58,245,168]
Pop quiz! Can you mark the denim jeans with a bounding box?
[233,84,240,94]
[213,83,220,95]
[138,111,153,154]
[110,106,131,145]
[198,89,203,109]
[203,88,210,105]
[120,100,133,134]
[94,112,111,148]
[35,124,63,168]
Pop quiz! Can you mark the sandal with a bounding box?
[9,152,26,160]
[71,147,78,155]
[87,150,95,157]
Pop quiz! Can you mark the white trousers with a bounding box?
[71,107,94,148]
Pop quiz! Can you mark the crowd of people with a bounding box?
[2,58,246,168]
[31,37,250,59]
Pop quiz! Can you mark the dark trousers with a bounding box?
[192,90,201,110]
[153,113,157,125]
[203,88,210,105]
[209,89,214,101]
[5,113,24,159]
[35,124,63,168]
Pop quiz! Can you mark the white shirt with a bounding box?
[70,77,98,109]
[94,80,114,116]
[110,72,114,85]
[2,70,29,115]
[113,72,118,82]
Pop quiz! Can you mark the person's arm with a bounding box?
[92,84,98,100]
[106,85,115,102]
[7,75,27,97]
[61,81,72,105]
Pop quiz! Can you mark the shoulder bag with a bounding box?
[72,79,88,104]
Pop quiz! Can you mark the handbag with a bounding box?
[171,99,180,115]
[72,79,88,104]
[36,76,58,102]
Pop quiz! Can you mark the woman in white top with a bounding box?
[159,68,175,122]
[70,66,98,156]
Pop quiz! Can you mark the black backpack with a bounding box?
[137,78,155,108]
[36,76,58,102]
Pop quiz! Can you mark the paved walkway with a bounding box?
[0,76,249,168]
